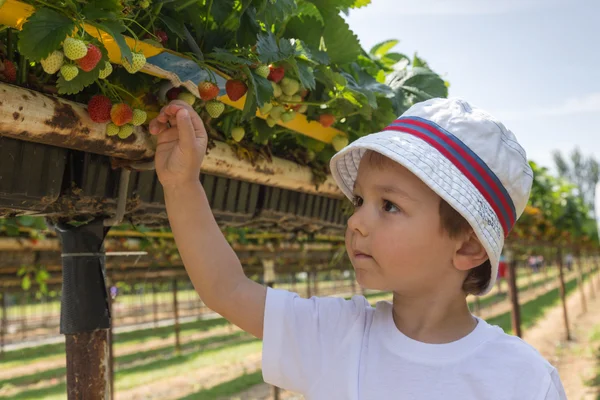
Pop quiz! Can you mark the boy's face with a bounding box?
[345,154,463,294]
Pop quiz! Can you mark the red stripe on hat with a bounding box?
[384,124,510,236]
[399,118,515,226]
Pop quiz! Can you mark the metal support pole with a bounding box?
[507,258,522,338]
[56,219,111,399]
[556,248,571,341]
[0,292,6,358]
[152,282,158,328]
[173,279,181,355]
[575,248,587,314]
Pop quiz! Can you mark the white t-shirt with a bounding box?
[262,288,567,400]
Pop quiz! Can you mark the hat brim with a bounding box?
[330,131,503,295]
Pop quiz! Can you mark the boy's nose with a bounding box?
[347,208,369,237]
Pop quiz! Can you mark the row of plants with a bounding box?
[0,0,448,179]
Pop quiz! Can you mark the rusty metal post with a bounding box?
[556,248,571,341]
[173,279,181,355]
[0,292,5,358]
[152,282,158,328]
[575,248,587,314]
[306,271,312,298]
[586,251,596,300]
[106,277,115,400]
[55,219,111,400]
[312,268,319,296]
[20,293,26,341]
[507,258,522,337]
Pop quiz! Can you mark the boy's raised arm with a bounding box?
[149,100,267,339]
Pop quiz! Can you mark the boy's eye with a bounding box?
[383,200,400,213]
[352,195,363,208]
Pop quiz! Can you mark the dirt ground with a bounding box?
[524,274,600,400]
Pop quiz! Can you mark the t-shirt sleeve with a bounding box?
[542,369,567,400]
[262,287,369,394]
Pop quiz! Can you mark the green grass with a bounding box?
[0,316,231,368]
[487,273,589,333]
[179,370,264,400]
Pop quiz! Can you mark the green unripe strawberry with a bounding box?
[177,92,196,106]
[99,61,113,79]
[271,82,282,98]
[231,126,245,142]
[132,109,147,126]
[63,38,88,60]
[205,100,225,118]
[269,105,285,121]
[266,116,277,127]
[40,51,64,74]
[280,77,300,96]
[60,64,79,81]
[281,110,296,123]
[259,103,273,115]
[332,134,349,151]
[255,65,270,78]
[118,124,134,139]
[106,123,120,136]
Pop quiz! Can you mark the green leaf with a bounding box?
[401,67,448,98]
[252,118,275,143]
[81,4,117,21]
[256,32,279,64]
[5,223,19,237]
[241,66,258,120]
[252,71,275,107]
[295,59,316,90]
[57,66,101,95]
[208,48,253,65]
[18,8,75,61]
[261,0,298,27]
[160,14,187,40]
[22,275,31,291]
[90,21,133,64]
[322,13,361,65]
[295,2,324,23]
[237,7,261,48]
[412,53,430,69]
[17,216,36,227]
[284,16,323,49]
[351,0,371,7]
[211,0,237,25]
[369,39,399,58]
[256,32,296,64]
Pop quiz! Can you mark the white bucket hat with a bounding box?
[330,98,533,295]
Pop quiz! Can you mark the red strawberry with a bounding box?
[166,87,183,100]
[319,114,336,128]
[225,79,248,101]
[76,44,102,72]
[197,81,219,101]
[267,65,285,83]
[110,103,133,126]
[155,30,168,44]
[2,60,17,82]
[87,95,112,123]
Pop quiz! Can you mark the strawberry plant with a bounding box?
[0,0,449,182]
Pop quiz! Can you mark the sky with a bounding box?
[344,0,599,171]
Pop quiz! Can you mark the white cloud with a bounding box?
[359,0,564,15]
[495,92,600,121]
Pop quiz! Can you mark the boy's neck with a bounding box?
[391,291,476,344]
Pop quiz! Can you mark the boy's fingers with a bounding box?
[164,101,206,139]
[149,118,168,135]
[175,108,198,151]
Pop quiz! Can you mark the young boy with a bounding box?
[149,97,566,399]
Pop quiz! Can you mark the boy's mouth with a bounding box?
[353,250,372,259]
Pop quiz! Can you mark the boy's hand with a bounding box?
[148,100,208,189]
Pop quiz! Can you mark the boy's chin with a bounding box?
[354,270,390,292]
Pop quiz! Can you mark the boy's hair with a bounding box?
[364,150,491,295]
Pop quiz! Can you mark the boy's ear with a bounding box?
[453,232,488,271]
